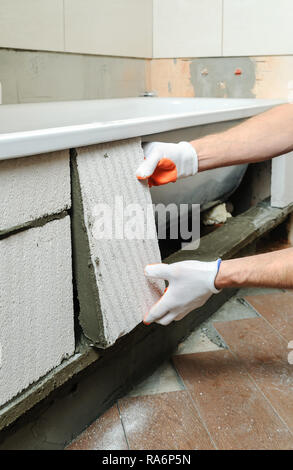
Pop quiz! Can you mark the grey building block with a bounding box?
[0,150,70,235]
[72,138,164,348]
[0,216,75,407]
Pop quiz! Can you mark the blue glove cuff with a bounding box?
[216,258,222,273]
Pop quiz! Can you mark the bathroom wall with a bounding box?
[0,0,292,103]
[0,0,153,57]
[0,48,146,104]
[1,50,291,105]
[0,0,150,103]
[145,56,293,100]
[153,0,293,58]
[149,0,293,100]
[1,0,292,59]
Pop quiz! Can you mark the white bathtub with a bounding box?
[0,97,284,207]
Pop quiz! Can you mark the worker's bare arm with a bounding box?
[215,247,293,290]
[192,104,293,172]
[136,104,293,186]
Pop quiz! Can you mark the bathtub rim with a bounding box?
[0,97,285,160]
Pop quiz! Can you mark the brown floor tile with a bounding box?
[174,349,293,450]
[66,404,128,450]
[215,317,293,434]
[118,391,215,450]
[244,292,293,342]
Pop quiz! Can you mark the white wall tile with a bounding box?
[223,0,293,56]
[64,0,153,58]
[153,0,222,58]
[0,0,64,52]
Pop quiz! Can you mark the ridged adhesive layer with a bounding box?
[73,138,164,347]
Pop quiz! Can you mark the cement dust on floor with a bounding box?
[67,287,293,450]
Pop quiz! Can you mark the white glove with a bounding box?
[143,260,221,326]
[136,141,198,187]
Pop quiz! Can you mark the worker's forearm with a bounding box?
[215,248,293,290]
[190,104,293,172]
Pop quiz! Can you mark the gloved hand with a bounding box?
[143,260,221,325]
[136,141,198,187]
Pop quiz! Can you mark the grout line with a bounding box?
[169,358,186,390]
[0,209,69,240]
[171,359,218,450]
[62,0,66,52]
[151,0,154,59]
[238,298,261,317]
[242,299,291,344]
[221,0,224,56]
[256,313,290,344]
[116,401,131,450]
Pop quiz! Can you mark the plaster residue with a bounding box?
[146,57,256,98]
[147,55,293,101]
[252,56,293,99]
[202,203,232,226]
[145,59,194,97]
[189,57,256,98]
[3,48,292,104]
[120,400,151,436]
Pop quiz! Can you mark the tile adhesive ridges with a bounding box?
[72,138,164,348]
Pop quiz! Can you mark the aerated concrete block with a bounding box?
[0,150,71,234]
[0,216,75,407]
[72,138,164,348]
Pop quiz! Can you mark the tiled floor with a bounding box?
[66,289,293,450]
